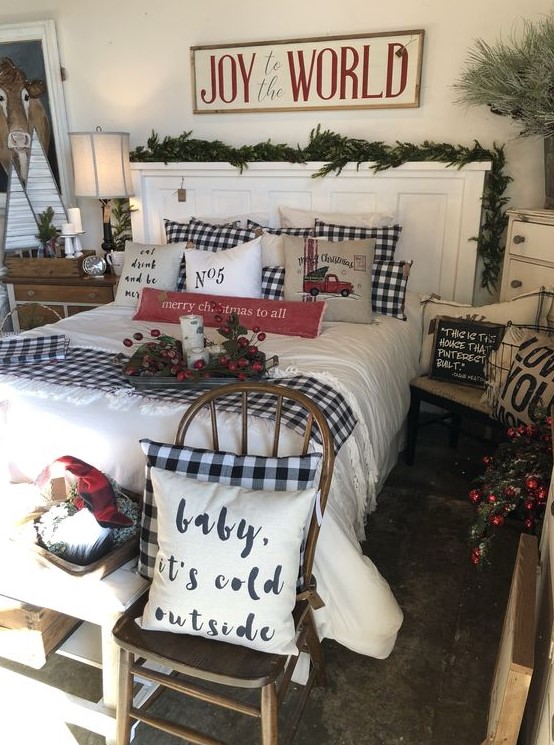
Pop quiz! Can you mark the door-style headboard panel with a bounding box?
[130,160,491,303]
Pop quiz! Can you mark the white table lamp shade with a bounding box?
[70,131,134,198]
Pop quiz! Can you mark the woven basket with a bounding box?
[484,323,554,408]
[0,303,62,336]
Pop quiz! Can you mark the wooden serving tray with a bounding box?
[5,252,96,278]
[124,355,279,390]
[32,534,140,579]
[32,489,141,579]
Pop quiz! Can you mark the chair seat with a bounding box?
[113,593,297,689]
[410,375,492,416]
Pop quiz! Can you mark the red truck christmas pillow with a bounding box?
[282,235,375,323]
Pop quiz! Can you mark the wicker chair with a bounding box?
[112,381,335,745]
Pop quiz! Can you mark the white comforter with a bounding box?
[0,295,422,658]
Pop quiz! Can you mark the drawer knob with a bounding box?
[513,234,525,244]
[25,290,36,298]
[511,279,523,289]
[88,292,98,300]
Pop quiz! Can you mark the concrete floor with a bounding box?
[0,417,519,745]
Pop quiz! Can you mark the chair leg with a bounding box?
[116,648,134,745]
[305,614,326,687]
[260,683,278,745]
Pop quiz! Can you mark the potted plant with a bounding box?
[454,12,554,206]
[111,198,136,251]
[35,206,59,257]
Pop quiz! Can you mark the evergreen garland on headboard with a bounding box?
[131,125,510,291]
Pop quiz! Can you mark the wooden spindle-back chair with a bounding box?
[112,381,335,745]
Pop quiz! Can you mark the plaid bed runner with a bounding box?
[0,346,357,453]
[0,334,68,364]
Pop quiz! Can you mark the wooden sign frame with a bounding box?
[191,29,424,113]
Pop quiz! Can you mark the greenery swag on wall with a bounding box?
[131,126,510,291]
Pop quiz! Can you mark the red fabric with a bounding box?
[133,288,326,338]
[36,456,134,528]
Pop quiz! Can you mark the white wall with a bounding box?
[1,0,553,295]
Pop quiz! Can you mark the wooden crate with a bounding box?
[0,596,81,669]
[5,252,95,279]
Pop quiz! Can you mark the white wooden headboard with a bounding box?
[130,160,491,303]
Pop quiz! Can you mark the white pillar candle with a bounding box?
[67,207,83,233]
[61,223,74,236]
[179,314,204,351]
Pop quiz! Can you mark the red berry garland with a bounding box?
[116,305,272,383]
[468,414,552,567]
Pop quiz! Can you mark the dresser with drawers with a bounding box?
[500,208,554,301]
[2,275,118,331]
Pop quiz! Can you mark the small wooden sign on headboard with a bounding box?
[429,316,505,387]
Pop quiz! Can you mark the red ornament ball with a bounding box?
[525,476,539,491]
[524,517,535,531]
[482,455,493,466]
[503,485,517,499]
[487,494,498,504]
[537,486,548,501]
[489,514,505,527]
[468,489,481,504]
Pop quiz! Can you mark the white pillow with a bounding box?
[114,241,188,307]
[183,236,263,298]
[420,288,554,374]
[279,205,395,229]
[259,231,285,266]
[139,467,317,655]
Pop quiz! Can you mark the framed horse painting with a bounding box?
[0,20,71,208]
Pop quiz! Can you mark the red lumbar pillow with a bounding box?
[133,288,326,338]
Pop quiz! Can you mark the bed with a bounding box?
[0,159,491,660]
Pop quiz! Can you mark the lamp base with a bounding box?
[100,199,115,253]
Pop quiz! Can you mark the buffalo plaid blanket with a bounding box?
[0,345,357,454]
[0,334,68,364]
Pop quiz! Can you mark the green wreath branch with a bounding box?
[131,125,511,291]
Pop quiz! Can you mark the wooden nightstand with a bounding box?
[2,275,118,331]
[500,208,554,301]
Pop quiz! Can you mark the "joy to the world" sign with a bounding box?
[191,30,424,113]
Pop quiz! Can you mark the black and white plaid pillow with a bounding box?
[164,217,244,245]
[261,265,285,301]
[372,260,413,320]
[186,218,257,252]
[138,439,322,579]
[247,220,313,237]
[314,219,402,262]
[164,219,190,243]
